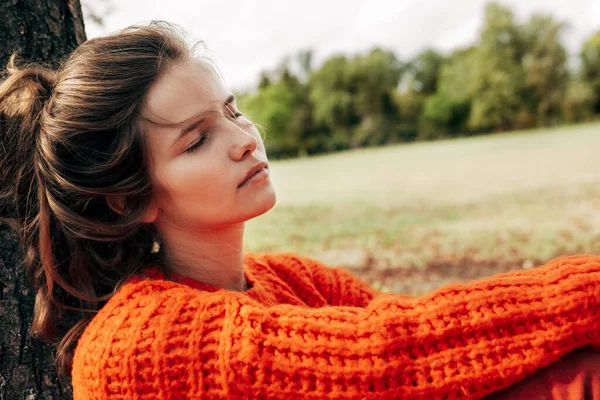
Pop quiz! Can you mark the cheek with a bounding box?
[158,158,233,207]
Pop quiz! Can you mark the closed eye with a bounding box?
[227,107,251,124]
[224,101,246,119]
[228,107,243,119]
[185,133,208,154]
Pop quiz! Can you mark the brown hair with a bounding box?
[0,21,192,377]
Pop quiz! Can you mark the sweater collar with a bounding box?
[139,260,257,293]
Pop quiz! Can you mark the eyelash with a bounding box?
[229,109,244,119]
[184,109,246,154]
[185,133,208,154]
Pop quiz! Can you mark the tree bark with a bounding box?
[0,1,86,399]
[0,0,86,70]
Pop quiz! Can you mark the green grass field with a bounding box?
[245,123,600,294]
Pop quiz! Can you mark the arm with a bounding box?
[258,252,411,307]
[72,255,600,400]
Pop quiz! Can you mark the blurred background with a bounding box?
[87,0,600,295]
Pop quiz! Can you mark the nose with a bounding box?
[228,123,258,160]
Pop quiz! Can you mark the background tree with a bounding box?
[305,49,404,150]
[237,1,600,158]
[521,14,568,126]
[392,50,445,142]
[581,30,600,114]
[345,48,404,147]
[562,80,595,122]
[307,55,358,150]
[0,1,86,399]
[468,2,525,131]
[242,65,317,158]
[408,49,445,95]
[420,47,477,139]
[295,49,314,82]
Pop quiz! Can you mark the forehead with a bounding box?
[143,59,228,125]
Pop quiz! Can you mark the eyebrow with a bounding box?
[171,94,236,147]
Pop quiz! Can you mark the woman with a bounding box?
[0,22,599,399]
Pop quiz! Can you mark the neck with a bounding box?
[156,221,247,291]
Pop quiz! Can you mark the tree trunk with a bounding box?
[0,1,86,399]
[0,0,86,70]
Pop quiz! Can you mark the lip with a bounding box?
[238,161,268,188]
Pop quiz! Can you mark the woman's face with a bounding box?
[141,59,276,229]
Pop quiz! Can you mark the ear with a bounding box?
[106,196,159,224]
[106,195,126,215]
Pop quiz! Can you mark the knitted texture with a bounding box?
[71,253,600,400]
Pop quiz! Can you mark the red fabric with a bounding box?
[487,346,600,399]
[71,253,600,399]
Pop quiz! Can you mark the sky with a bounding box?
[84,0,599,91]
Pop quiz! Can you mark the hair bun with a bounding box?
[3,54,57,113]
[0,54,57,221]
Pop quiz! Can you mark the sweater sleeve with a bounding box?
[262,252,393,307]
[72,255,600,400]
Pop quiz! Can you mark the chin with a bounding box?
[243,189,277,222]
[255,189,277,217]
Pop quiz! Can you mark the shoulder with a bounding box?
[71,277,254,399]
[73,279,206,357]
[77,276,227,338]
[71,277,236,398]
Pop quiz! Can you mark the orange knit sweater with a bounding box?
[71,253,600,399]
